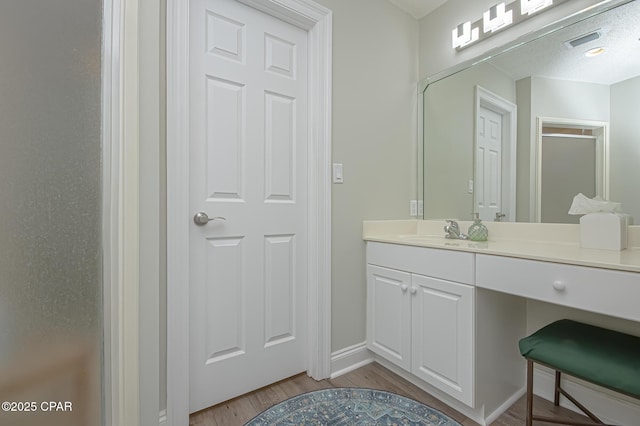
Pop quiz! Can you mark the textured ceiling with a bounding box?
[488,0,640,85]
[387,0,448,19]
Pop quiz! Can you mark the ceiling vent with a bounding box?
[564,29,603,49]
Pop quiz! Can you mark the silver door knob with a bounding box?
[193,212,226,226]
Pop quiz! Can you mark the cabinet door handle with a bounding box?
[552,280,566,291]
[401,285,409,292]
[410,287,417,295]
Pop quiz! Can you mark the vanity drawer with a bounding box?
[367,242,474,284]
[476,254,640,322]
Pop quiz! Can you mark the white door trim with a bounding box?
[475,85,517,222]
[104,0,145,425]
[166,1,332,424]
[103,0,123,424]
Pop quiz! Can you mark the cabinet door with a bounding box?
[411,274,474,406]
[366,265,412,370]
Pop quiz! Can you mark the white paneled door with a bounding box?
[476,106,502,222]
[188,0,308,413]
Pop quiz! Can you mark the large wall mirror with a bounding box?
[420,0,640,224]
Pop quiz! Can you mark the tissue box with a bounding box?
[580,213,628,250]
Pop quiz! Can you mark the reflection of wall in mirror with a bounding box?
[541,135,596,224]
[516,75,640,224]
[423,62,515,220]
[611,75,640,225]
[610,76,640,225]
[516,76,610,222]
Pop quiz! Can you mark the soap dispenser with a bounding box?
[468,213,488,241]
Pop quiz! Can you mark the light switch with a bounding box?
[468,180,474,194]
[333,163,344,183]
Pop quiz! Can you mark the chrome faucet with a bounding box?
[444,220,467,240]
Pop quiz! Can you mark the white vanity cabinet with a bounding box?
[366,242,475,406]
[476,254,640,322]
[410,274,473,405]
[363,220,640,425]
[366,265,412,370]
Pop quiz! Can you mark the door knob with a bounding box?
[193,212,226,226]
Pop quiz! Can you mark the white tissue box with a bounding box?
[580,213,628,250]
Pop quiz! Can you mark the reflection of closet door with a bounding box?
[541,135,596,224]
[476,106,502,222]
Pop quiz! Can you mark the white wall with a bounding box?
[610,75,640,224]
[516,77,532,221]
[313,0,419,352]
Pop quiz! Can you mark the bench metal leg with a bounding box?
[526,359,611,426]
[554,370,561,406]
[526,360,534,426]
[556,385,606,424]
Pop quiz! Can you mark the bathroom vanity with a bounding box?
[363,220,640,425]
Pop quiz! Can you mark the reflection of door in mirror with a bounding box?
[477,106,502,221]
[536,119,608,223]
[475,86,517,222]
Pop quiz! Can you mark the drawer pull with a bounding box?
[410,287,418,295]
[401,284,409,293]
[552,281,566,292]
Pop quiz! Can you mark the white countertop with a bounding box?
[363,220,640,273]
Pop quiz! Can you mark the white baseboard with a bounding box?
[534,367,640,425]
[159,409,167,425]
[484,387,526,426]
[330,342,374,379]
[374,356,487,424]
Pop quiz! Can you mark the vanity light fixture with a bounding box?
[585,46,606,57]
[521,0,553,16]
[483,3,513,33]
[452,0,565,50]
[452,21,480,49]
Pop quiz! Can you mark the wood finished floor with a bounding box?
[189,362,597,426]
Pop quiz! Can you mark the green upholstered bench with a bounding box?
[519,319,640,426]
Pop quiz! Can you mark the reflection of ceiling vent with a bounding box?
[564,29,603,49]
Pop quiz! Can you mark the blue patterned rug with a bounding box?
[245,387,462,425]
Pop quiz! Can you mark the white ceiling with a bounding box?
[387,0,448,19]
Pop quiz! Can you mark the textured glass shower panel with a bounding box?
[0,1,103,425]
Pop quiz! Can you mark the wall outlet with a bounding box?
[410,200,418,216]
[467,179,474,194]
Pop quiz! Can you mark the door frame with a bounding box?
[166,0,333,424]
[474,85,517,222]
[533,117,609,222]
